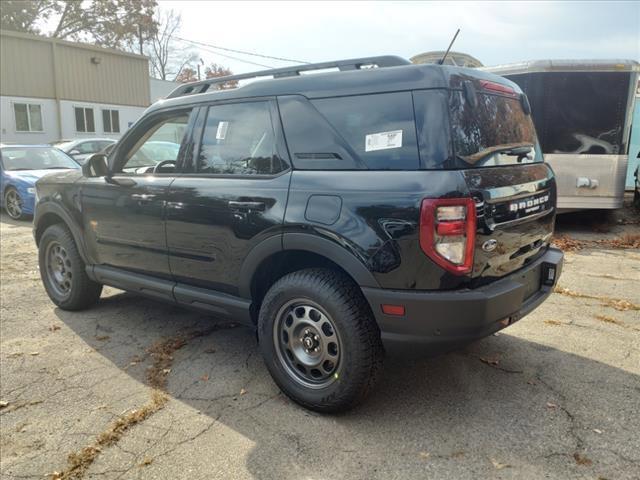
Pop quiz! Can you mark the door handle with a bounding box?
[131,193,156,203]
[228,200,265,211]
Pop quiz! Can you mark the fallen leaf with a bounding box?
[240,388,247,396]
[479,356,500,366]
[490,457,511,469]
[29,352,39,356]
[200,374,209,382]
[546,402,557,409]
[543,319,563,326]
[139,456,153,467]
[162,368,171,374]
[593,429,603,434]
[0,400,9,409]
[95,335,110,341]
[419,451,430,459]
[49,324,61,332]
[573,452,593,466]
[527,379,537,385]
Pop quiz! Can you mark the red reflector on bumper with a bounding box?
[382,304,405,316]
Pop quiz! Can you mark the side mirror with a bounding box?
[69,149,81,155]
[82,153,109,177]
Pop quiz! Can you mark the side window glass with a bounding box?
[198,102,286,175]
[119,113,189,174]
[311,92,419,170]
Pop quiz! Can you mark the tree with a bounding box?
[145,9,196,81]
[175,67,198,84]
[0,1,55,34]
[205,63,237,89]
[0,0,158,50]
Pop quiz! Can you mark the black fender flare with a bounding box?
[34,201,90,264]
[238,232,379,299]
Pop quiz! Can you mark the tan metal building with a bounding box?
[410,51,483,68]
[0,30,151,144]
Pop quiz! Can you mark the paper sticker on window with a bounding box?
[216,121,229,140]
[365,130,403,152]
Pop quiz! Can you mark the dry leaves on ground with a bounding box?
[554,287,640,311]
[573,452,593,466]
[544,319,563,326]
[552,233,640,252]
[490,458,511,469]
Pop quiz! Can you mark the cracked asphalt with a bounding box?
[1,207,639,480]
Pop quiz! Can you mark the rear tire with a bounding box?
[258,268,383,413]
[38,224,102,311]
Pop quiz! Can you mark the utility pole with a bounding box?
[137,25,143,55]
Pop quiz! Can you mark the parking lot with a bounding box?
[1,207,638,480]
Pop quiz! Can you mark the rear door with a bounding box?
[165,99,291,296]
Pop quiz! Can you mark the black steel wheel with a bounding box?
[273,299,342,389]
[38,224,102,310]
[258,268,383,412]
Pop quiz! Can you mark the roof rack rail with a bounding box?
[166,55,411,99]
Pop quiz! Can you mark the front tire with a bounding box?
[258,268,383,412]
[38,224,102,310]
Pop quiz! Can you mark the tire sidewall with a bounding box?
[38,225,85,308]
[258,272,376,410]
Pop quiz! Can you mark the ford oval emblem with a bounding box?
[482,239,498,252]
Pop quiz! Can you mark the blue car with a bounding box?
[1,144,80,220]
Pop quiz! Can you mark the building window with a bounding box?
[75,107,95,133]
[102,109,120,133]
[14,103,43,132]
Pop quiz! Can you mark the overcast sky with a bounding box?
[160,0,639,74]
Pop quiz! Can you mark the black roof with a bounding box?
[146,55,523,115]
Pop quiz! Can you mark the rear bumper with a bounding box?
[362,247,563,347]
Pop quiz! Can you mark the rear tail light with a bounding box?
[419,198,476,275]
[480,80,517,97]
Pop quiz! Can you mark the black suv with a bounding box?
[33,56,563,412]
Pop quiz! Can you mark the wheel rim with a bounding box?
[45,241,73,297]
[273,299,342,389]
[5,190,22,219]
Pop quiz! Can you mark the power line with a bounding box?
[179,40,274,69]
[174,36,310,65]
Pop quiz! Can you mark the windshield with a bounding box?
[1,147,79,171]
[449,91,542,167]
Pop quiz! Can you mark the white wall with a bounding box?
[149,78,179,103]
[58,100,145,140]
[0,96,58,144]
[0,96,147,145]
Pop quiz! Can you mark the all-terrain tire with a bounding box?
[258,268,384,413]
[38,224,102,310]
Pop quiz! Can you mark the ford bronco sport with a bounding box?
[33,56,563,412]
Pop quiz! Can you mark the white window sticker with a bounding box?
[216,121,229,140]
[365,130,403,152]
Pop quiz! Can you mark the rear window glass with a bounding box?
[449,91,541,167]
[311,92,419,170]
